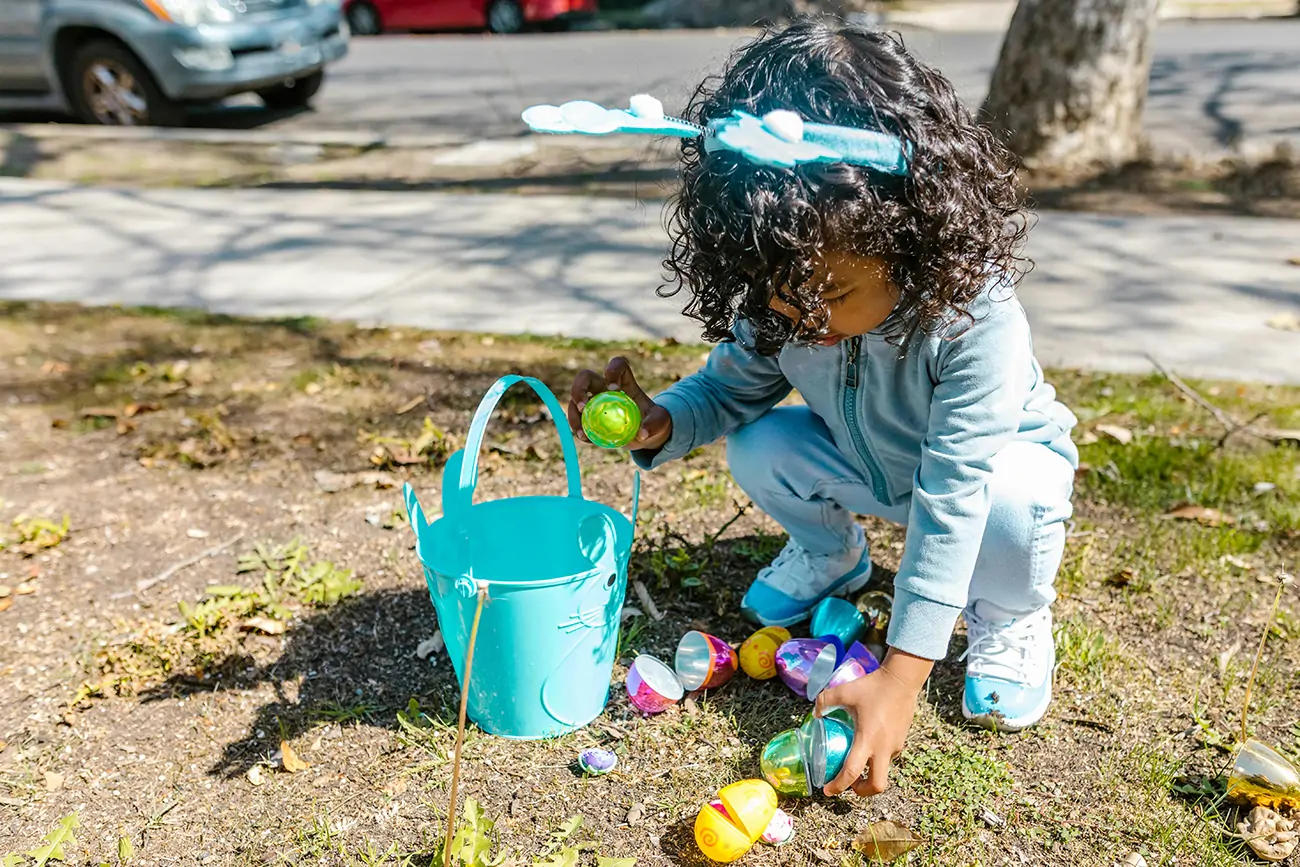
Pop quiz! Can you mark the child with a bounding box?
[562,20,1078,798]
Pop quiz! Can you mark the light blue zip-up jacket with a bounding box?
[633,287,1078,658]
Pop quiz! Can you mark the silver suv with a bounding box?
[0,0,349,126]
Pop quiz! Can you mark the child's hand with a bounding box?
[567,357,672,452]
[814,650,932,796]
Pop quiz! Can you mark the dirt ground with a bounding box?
[0,302,1297,867]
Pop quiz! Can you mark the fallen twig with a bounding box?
[1145,354,1268,448]
[632,579,663,621]
[111,533,245,599]
[704,500,752,550]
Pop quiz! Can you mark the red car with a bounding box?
[344,0,597,35]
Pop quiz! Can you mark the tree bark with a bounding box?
[981,0,1162,167]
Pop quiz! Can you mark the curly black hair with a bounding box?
[661,18,1031,355]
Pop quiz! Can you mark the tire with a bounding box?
[346,1,383,36]
[486,0,525,34]
[66,39,185,127]
[257,71,324,111]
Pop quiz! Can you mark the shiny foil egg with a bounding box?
[810,596,867,647]
[774,637,830,700]
[577,748,617,776]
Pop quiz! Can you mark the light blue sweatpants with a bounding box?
[726,406,1076,617]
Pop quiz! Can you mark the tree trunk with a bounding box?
[981,0,1161,167]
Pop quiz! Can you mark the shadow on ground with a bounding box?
[125,529,974,785]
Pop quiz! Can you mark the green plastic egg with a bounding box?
[582,390,642,449]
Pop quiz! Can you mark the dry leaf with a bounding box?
[1265,312,1300,332]
[123,402,161,417]
[1237,806,1296,862]
[812,850,836,864]
[1166,503,1234,526]
[1075,430,1099,446]
[1106,567,1136,588]
[44,771,64,791]
[0,584,10,598]
[0,597,12,614]
[1288,256,1300,266]
[40,360,70,375]
[313,469,398,494]
[247,765,265,786]
[383,776,408,796]
[1095,424,1133,445]
[242,617,287,636]
[395,395,425,415]
[115,419,137,436]
[280,740,310,773]
[854,820,923,862]
[415,632,444,661]
[14,582,36,596]
[1259,428,1300,446]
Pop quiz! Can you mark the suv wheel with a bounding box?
[257,70,324,110]
[487,0,525,34]
[346,1,383,35]
[67,40,185,127]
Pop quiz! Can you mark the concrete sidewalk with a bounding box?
[1,179,1297,383]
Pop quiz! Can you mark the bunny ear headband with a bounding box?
[520,94,910,175]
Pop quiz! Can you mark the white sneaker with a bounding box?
[960,601,1055,732]
[740,524,872,627]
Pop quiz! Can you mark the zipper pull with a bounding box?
[845,336,860,388]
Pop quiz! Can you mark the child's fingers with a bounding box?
[570,369,604,410]
[823,729,873,796]
[851,753,893,797]
[566,399,591,443]
[629,403,671,449]
[603,357,654,413]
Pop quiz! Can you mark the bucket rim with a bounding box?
[417,559,621,590]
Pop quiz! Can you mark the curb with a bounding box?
[0,123,474,150]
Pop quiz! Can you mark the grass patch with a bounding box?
[3,304,1298,866]
[895,739,1015,838]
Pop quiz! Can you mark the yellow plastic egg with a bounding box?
[739,626,791,680]
[694,799,752,864]
[718,779,778,841]
[694,779,778,863]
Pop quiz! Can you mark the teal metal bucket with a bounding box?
[403,375,639,740]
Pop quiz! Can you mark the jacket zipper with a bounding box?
[843,336,889,503]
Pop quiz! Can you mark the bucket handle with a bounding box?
[450,375,582,520]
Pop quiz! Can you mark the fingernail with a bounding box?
[637,427,649,441]
[577,401,586,411]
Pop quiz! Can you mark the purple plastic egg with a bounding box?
[578,748,618,775]
[775,638,829,700]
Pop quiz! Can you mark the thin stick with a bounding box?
[1240,577,1287,744]
[704,500,752,550]
[111,533,245,599]
[1145,354,1267,445]
[444,585,488,867]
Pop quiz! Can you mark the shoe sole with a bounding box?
[961,677,1052,733]
[742,558,873,629]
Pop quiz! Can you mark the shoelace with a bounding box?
[758,541,821,597]
[958,608,1049,685]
